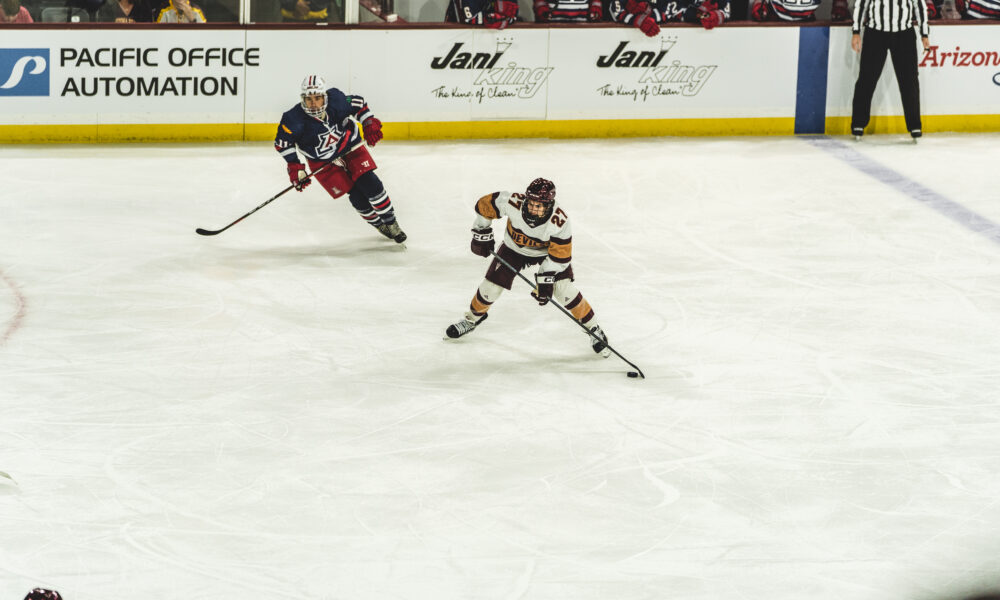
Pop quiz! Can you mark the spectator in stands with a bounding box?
[445,0,518,28]
[0,0,34,21]
[98,0,152,21]
[280,0,330,22]
[609,0,728,36]
[955,0,997,18]
[156,0,205,20]
[534,0,603,21]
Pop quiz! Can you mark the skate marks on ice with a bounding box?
[1,268,28,346]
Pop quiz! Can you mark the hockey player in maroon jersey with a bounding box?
[274,75,406,244]
[445,0,519,28]
[446,178,611,357]
[533,0,603,22]
[609,0,729,35]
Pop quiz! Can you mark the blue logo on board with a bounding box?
[0,49,50,96]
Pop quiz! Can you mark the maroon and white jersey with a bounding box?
[473,190,573,275]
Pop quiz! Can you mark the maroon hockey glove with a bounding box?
[925,0,938,18]
[634,12,660,35]
[830,0,849,20]
[750,0,771,20]
[534,0,551,20]
[955,0,966,14]
[287,162,310,191]
[697,0,724,29]
[495,0,519,18]
[471,227,494,257]
[362,117,383,146]
[532,272,555,306]
[588,0,603,20]
[485,14,511,27]
[625,0,649,13]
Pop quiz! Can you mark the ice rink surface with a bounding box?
[2,134,1000,600]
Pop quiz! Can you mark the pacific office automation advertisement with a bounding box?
[0,30,251,125]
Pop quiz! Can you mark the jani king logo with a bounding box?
[429,39,552,101]
[595,39,716,98]
[0,49,50,96]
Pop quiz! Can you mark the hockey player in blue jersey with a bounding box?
[274,75,406,244]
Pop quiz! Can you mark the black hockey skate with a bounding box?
[446,312,488,339]
[588,325,611,358]
[377,221,407,243]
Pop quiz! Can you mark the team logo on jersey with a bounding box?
[0,49,50,97]
[316,128,348,158]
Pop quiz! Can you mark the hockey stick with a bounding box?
[195,162,335,236]
[489,248,645,379]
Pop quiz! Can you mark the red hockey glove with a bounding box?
[471,227,494,257]
[634,12,660,35]
[486,13,512,27]
[588,0,603,20]
[495,0,519,18]
[830,0,849,20]
[532,272,555,306]
[925,0,938,18]
[625,0,649,13]
[698,1,724,29]
[955,0,966,14]
[534,0,551,20]
[287,162,310,191]
[362,117,382,146]
[750,0,771,20]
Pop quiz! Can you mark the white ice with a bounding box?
[2,134,1000,600]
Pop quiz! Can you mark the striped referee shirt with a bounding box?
[852,0,930,37]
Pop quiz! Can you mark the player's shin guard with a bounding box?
[471,280,503,318]
[368,189,396,224]
[447,281,502,339]
[348,189,382,226]
[564,291,609,356]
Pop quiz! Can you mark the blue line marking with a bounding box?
[805,136,1000,244]
[794,27,830,135]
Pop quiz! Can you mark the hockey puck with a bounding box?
[627,371,639,378]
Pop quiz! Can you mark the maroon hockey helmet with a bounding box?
[522,177,556,227]
[24,589,63,600]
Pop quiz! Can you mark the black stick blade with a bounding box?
[195,228,221,236]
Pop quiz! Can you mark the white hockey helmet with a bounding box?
[300,75,327,118]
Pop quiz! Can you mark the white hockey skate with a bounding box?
[446,312,488,339]
[376,220,407,243]
[588,325,611,358]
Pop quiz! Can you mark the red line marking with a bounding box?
[0,270,27,345]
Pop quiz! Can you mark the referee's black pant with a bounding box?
[851,27,922,136]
